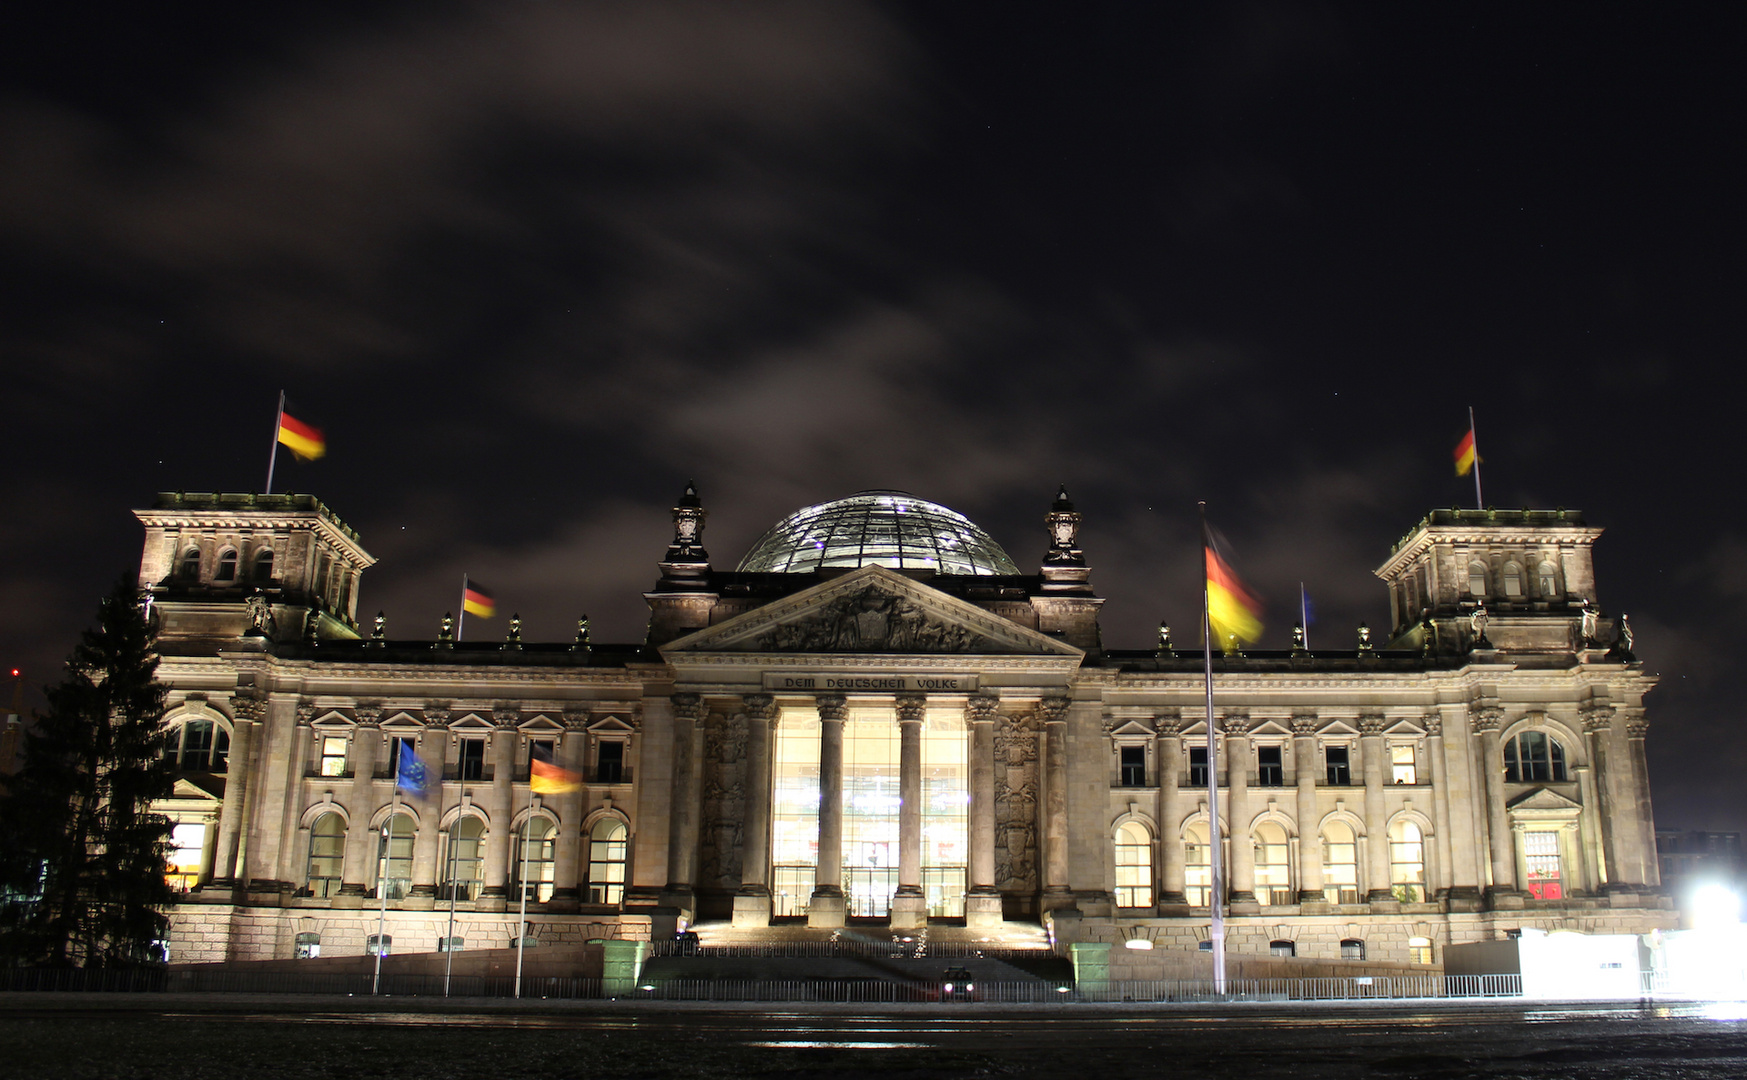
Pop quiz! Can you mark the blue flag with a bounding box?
[394,739,428,798]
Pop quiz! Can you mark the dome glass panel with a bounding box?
[736,491,1020,575]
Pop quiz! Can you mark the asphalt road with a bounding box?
[3,994,1745,1078]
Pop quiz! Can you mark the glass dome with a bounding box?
[736,490,1020,575]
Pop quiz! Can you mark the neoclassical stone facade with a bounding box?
[138,488,1672,965]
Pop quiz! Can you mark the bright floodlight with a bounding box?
[1691,884,1742,930]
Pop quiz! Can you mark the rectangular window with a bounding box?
[921,708,968,918]
[167,822,205,891]
[771,708,821,918]
[1257,745,1283,787]
[390,737,416,775]
[1391,744,1417,785]
[1119,745,1146,787]
[294,932,321,959]
[458,738,486,782]
[1325,746,1351,786]
[319,736,348,777]
[527,738,554,780]
[366,934,391,957]
[1523,830,1563,899]
[596,740,624,783]
[1188,746,1209,788]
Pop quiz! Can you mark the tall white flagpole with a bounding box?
[264,391,285,495]
[515,786,537,999]
[1468,406,1484,509]
[1300,582,1309,651]
[372,788,399,995]
[1197,502,1227,995]
[456,575,468,643]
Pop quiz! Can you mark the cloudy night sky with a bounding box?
[2,5,1741,833]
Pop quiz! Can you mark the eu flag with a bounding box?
[395,741,428,798]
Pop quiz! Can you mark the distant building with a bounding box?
[1656,830,1744,905]
[134,487,1674,966]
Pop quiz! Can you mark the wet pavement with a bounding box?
[2,993,1746,1078]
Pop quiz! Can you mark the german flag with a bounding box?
[1454,428,1477,476]
[462,581,496,618]
[530,741,581,795]
[277,405,326,460]
[1206,545,1263,650]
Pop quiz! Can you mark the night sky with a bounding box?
[3,5,1742,833]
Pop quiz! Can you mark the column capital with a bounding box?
[1423,711,1443,738]
[562,712,591,733]
[1220,712,1252,737]
[671,692,705,722]
[491,707,520,730]
[1357,713,1386,738]
[1290,714,1318,737]
[966,692,1001,725]
[1470,707,1504,734]
[1625,714,1649,739]
[232,696,267,722]
[741,693,778,721]
[1581,703,1615,732]
[1039,694,1071,725]
[423,703,451,726]
[895,692,926,723]
[815,693,847,722]
[1154,712,1182,738]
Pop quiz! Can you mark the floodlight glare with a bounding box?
[1691,883,1742,930]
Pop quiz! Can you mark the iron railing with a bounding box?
[647,939,1055,961]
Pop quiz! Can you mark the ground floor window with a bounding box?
[1114,822,1153,908]
[1184,823,1212,907]
[1521,829,1563,899]
[1270,939,1295,958]
[772,865,814,917]
[1322,822,1359,904]
[374,813,415,900]
[1253,822,1291,905]
[1408,936,1434,965]
[1389,819,1426,903]
[305,813,344,898]
[366,934,391,957]
[922,866,965,917]
[513,818,556,902]
[443,817,486,902]
[294,932,320,959]
[167,822,206,892]
[1340,938,1365,961]
[588,818,627,905]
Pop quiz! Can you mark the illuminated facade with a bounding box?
[138,486,1674,966]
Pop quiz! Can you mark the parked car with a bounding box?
[940,966,978,1002]
[673,930,700,956]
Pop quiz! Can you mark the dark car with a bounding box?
[940,966,977,1002]
[673,930,700,956]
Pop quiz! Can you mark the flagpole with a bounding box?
[515,788,536,999]
[373,788,398,995]
[1468,405,1483,509]
[1197,502,1227,996]
[443,818,459,997]
[1300,582,1309,651]
[457,575,468,643]
[265,390,285,495]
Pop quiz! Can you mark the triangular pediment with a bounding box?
[1108,718,1158,738]
[662,566,1082,658]
[172,777,222,802]
[1506,786,1583,813]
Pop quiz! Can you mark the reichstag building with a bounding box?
[140,485,1673,966]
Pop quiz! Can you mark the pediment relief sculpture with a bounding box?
[749,584,1002,654]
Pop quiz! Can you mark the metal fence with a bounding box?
[1,968,1526,1002]
[648,940,1055,961]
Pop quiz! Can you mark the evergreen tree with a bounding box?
[0,578,175,967]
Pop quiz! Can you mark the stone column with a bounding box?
[253,703,313,892]
[1425,713,1455,900]
[1156,714,1186,904]
[1291,715,1324,903]
[1472,707,1518,901]
[664,693,704,910]
[1041,695,1073,910]
[337,718,381,903]
[477,712,519,910]
[965,693,1002,928]
[405,725,443,910]
[209,700,261,888]
[1625,713,1658,887]
[808,694,848,927]
[891,692,928,928]
[1581,704,1617,889]
[733,694,778,927]
[548,717,589,911]
[1224,716,1256,908]
[1360,715,1393,904]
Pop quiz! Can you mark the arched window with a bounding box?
[1504,730,1568,782]
[1269,939,1295,958]
[253,548,275,582]
[588,818,627,905]
[1501,562,1524,598]
[164,718,230,771]
[513,817,556,902]
[215,549,238,582]
[1340,938,1366,961]
[442,817,486,902]
[1183,823,1212,907]
[1389,819,1426,903]
[305,813,345,898]
[1467,560,1488,597]
[1253,821,1291,905]
[1114,821,1153,908]
[1537,561,1558,598]
[1408,936,1434,965]
[180,548,201,579]
[1322,821,1358,904]
[375,813,416,900]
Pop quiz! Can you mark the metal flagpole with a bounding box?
[1198,502,1227,996]
[1300,582,1309,651]
[456,575,468,643]
[265,391,285,495]
[372,789,399,995]
[1468,406,1483,509]
[515,788,536,999]
[443,824,459,997]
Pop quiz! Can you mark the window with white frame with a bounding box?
[319,735,347,777]
[1257,745,1283,787]
[1501,561,1524,598]
[588,818,627,905]
[1119,745,1146,787]
[305,813,345,898]
[1468,560,1488,597]
[442,816,486,902]
[215,549,238,582]
[512,817,556,902]
[1322,821,1358,904]
[1253,821,1291,904]
[167,822,205,890]
[1504,730,1568,782]
[1114,821,1153,908]
[1537,561,1558,597]
[1184,823,1212,907]
[1391,744,1416,785]
[375,813,415,900]
[1408,936,1434,965]
[1325,744,1352,785]
[1389,819,1426,902]
[1521,829,1564,899]
[164,718,230,771]
[1340,938,1365,960]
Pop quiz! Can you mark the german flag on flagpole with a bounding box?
[277,403,326,460]
[462,580,496,618]
[1453,428,1477,476]
[530,741,581,795]
[1206,544,1263,651]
